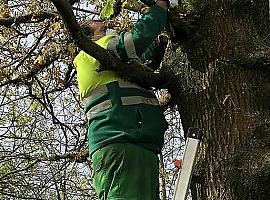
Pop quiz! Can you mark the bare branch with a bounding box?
[0,56,57,88]
[0,160,39,180]
[15,23,50,70]
[0,11,57,26]
[45,149,88,162]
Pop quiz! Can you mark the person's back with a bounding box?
[73,1,169,199]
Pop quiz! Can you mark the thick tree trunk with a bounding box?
[164,0,270,199]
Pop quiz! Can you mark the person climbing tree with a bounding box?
[73,0,169,199]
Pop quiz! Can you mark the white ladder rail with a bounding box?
[173,127,202,200]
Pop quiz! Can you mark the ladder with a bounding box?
[173,127,202,200]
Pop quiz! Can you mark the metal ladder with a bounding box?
[173,127,202,200]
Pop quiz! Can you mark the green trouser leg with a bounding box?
[91,143,160,200]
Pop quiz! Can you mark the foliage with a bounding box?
[100,0,115,19]
[0,0,184,199]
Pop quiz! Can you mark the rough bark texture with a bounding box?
[162,0,270,199]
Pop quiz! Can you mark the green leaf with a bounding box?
[100,0,115,19]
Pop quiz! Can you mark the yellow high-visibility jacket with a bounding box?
[73,5,168,155]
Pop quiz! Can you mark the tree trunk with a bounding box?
[163,0,270,199]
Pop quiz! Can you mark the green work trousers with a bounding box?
[91,143,160,200]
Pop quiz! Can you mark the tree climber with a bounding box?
[73,0,169,199]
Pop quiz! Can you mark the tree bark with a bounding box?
[163,0,270,199]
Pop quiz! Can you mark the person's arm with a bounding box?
[107,3,168,62]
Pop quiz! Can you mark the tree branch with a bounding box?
[232,45,270,72]
[0,160,39,180]
[46,149,88,162]
[15,23,50,70]
[49,0,167,88]
[14,149,89,163]
[0,12,57,26]
[0,56,58,88]
[0,149,88,181]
